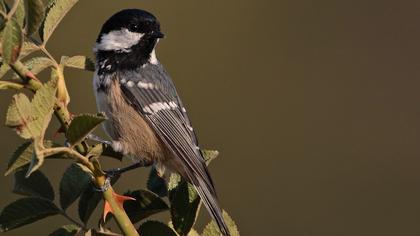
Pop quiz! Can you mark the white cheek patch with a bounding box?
[94,28,144,52]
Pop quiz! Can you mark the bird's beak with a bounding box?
[151,31,165,39]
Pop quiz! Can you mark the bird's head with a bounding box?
[94,9,164,70]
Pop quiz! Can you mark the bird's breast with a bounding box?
[93,73,166,162]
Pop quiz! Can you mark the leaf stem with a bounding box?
[6,0,20,20]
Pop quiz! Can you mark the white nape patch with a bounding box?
[144,101,178,114]
[94,28,144,52]
[126,81,134,87]
[137,81,155,89]
[149,49,158,65]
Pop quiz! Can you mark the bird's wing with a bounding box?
[116,65,215,192]
[117,65,230,235]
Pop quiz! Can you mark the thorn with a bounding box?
[103,192,136,221]
[25,71,40,82]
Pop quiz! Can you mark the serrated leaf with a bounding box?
[22,56,54,75]
[169,179,200,236]
[5,93,33,139]
[66,113,106,146]
[0,197,60,231]
[13,169,54,200]
[5,141,61,176]
[202,211,239,236]
[147,166,168,197]
[41,0,79,43]
[5,81,56,139]
[26,0,45,36]
[19,41,39,58]
[61,55,95,71]
[60,164,92,210]
[138,221,178,236]
[78,182,101,224]
[2,19,22,64]
[0,81,23,89]
[123,189,169,224]
[49,224,80,236]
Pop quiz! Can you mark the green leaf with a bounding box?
[123,190,169,224]
[26,0,45,36]
[14,0,25,27]
[19,41,40,59]
[61,55,95,71]
[66,113,106,146]
[78,182,101,224]
[49,224,80,236]
[202,150,219,165]
[5,81,56,139]
[147,166,168,197]
[202,211,239,236]
[2,19,22,64]
[0,81,23,90]
[5,93,33,139]
[5,141,61,176]
[41,0,79,43]
[0,197,60,232]
[13,169,54,201]
[60,164,92,210]
[169,179,200,236]
[0,63,11,79]
[138,221,178,236]
[20,56,54,75]
[5,142,32,176]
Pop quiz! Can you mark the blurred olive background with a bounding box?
[2,0,420,235]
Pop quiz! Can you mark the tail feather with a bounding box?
[195,178,231,236]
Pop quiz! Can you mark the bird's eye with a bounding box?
[129,23,138,31]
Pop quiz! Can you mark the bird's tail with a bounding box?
[194,177,231,236]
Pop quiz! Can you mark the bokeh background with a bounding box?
[2,0,420,235]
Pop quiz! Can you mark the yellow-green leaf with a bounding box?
[41,0,79,43]
[66,113,106,146]
[202,211,239,236]
[5,81,56,140]
[61,55,95,71]
[14,0,25,28]
[0,81,24,90]
[5,93,33,139]
[2,19,23,64]
[26,0,45,36]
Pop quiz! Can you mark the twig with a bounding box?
[6,0,20,20]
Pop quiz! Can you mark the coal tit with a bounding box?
[93,9,230,236]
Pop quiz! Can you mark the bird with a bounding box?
[92,9,230,236]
